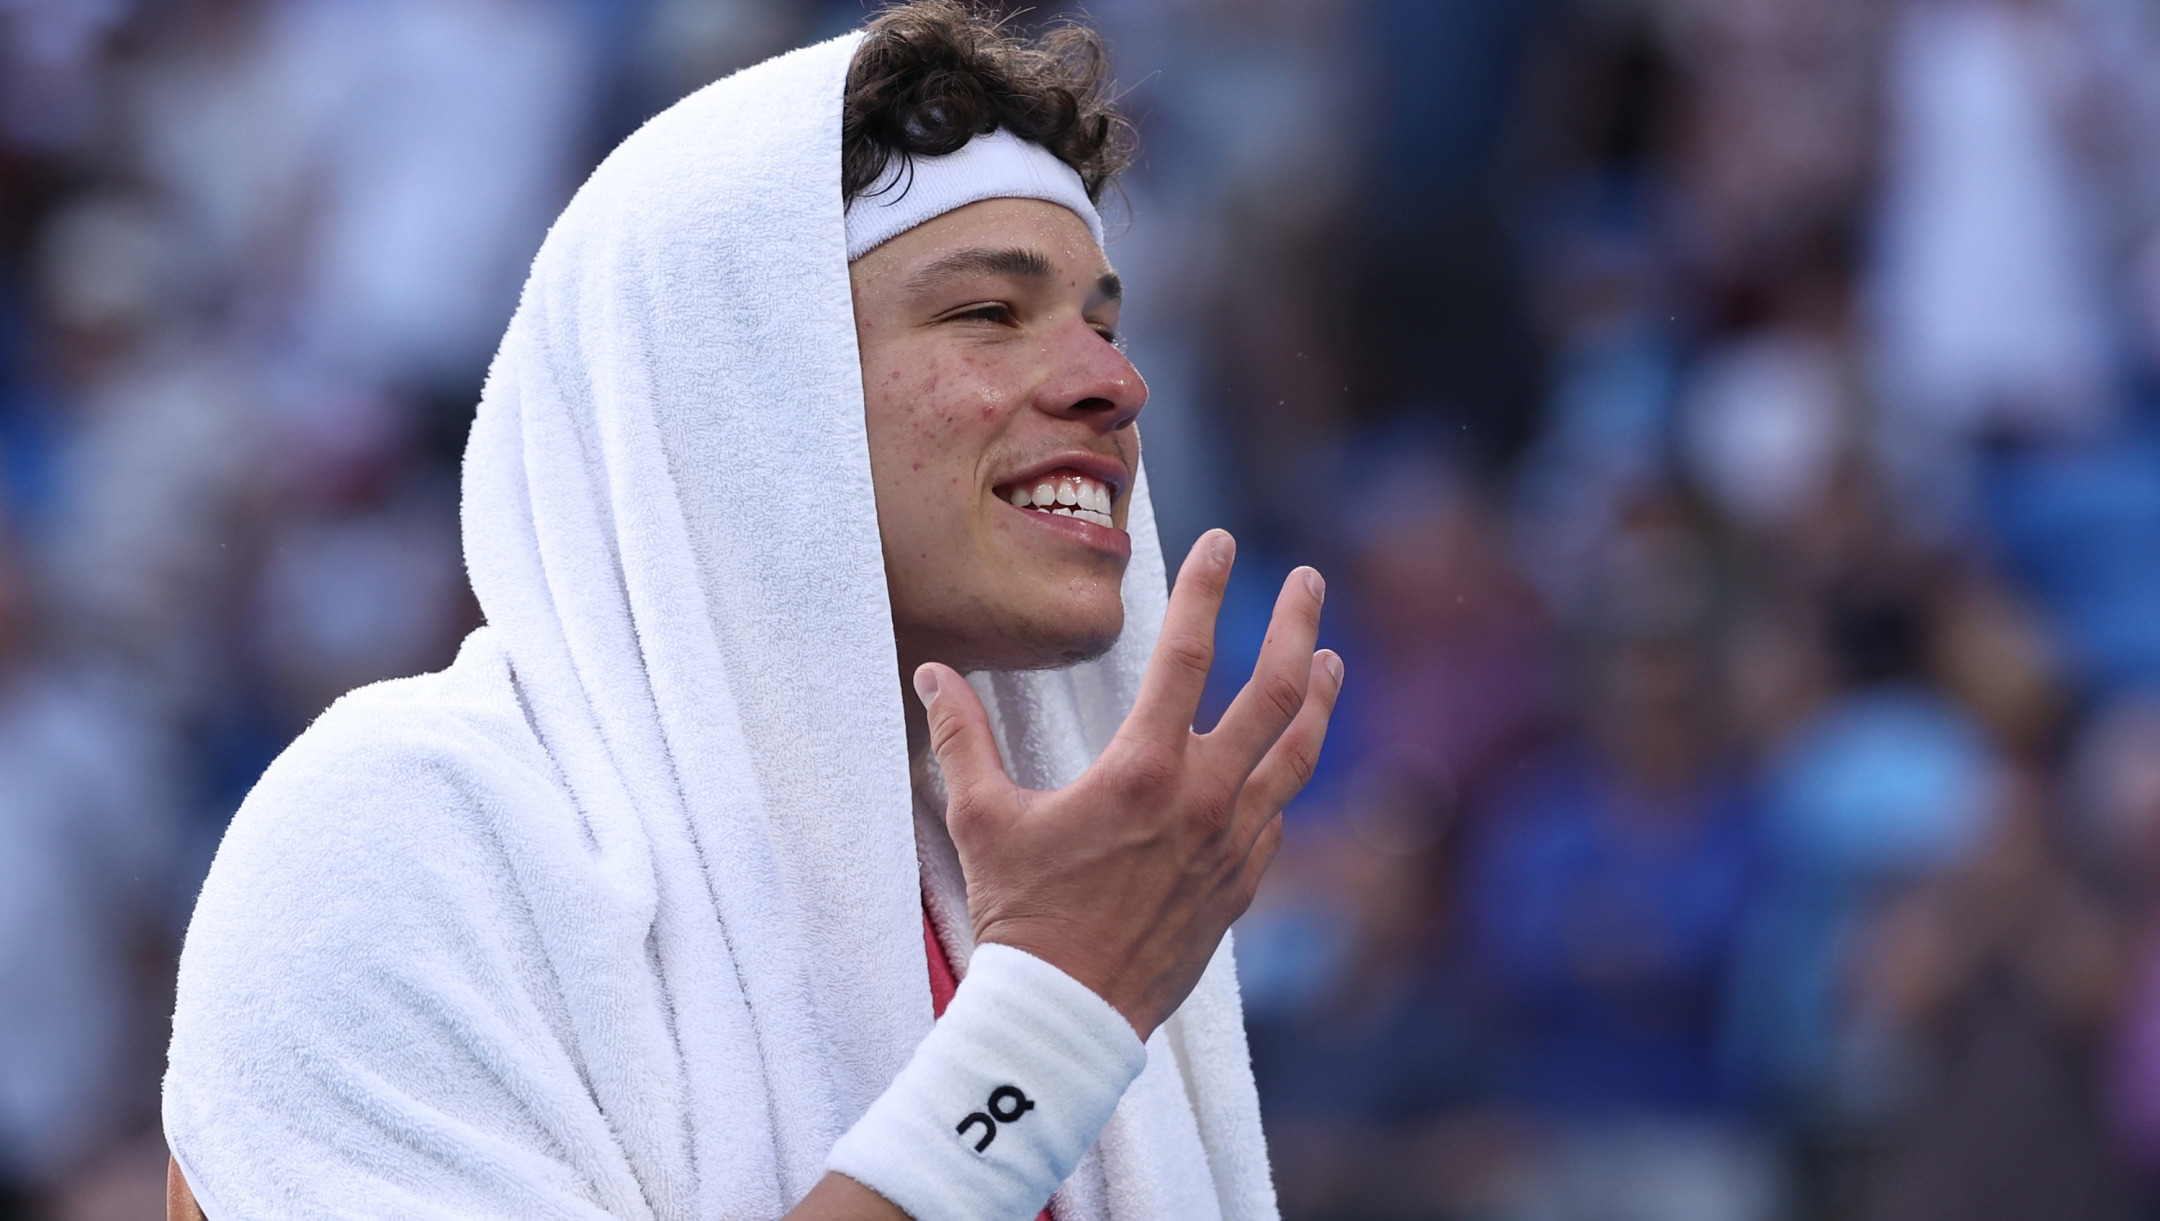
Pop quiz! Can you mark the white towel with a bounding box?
[164,32,1277,1221]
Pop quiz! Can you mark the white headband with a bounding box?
[844,128,1104,261]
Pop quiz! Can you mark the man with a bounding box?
[165,5,1341,1219]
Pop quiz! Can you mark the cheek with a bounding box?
[911,358,1005,432]
[865,351,1009,535]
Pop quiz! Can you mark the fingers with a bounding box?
[1122,530,1237,745]
[915,664,1015,810]
[1233,650,1343,842]
[1207,567,1326,777]
[1230,811,1286,912]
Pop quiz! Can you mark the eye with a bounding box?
[946,302,1017,326]
[1096,327,1125,353]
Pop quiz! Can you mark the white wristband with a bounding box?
[828,943,1147,1221]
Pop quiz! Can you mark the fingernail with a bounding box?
[1322,651,1343,682]
[913,667,940,707]
[1210,531,1236,566]
[1303,568,1325,602]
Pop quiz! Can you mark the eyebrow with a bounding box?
[906,245,1123,304]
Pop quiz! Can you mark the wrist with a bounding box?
[969,920,1155,1041]
[827,943,1147,1221]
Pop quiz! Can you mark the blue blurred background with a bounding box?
[7,0,2160,1217]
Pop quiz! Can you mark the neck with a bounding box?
[898,644,933,773]
[896,627,985,772]
[903,678,931,771]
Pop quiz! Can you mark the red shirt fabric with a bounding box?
[923,907,1055,1221]
[924,909,961,1018]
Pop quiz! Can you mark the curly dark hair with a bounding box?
[842,0,1133,207]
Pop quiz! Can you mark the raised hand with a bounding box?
[913,529,1342,1039]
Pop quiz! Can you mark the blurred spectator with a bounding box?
[1852,769,2125,1221]
[0,0,133,151]
[0,518,181,1205]
[1241,809,1497,1220]
[1454,501,1776,1221]
[2086,696,2160,1183]
[1725,579,2003,1120]
[1869,0,2116,447]
[1240,439,1552,1218]
[1678,328,1850,537]
[1467,636,1759,1120]
[245,406,470,730]
[119,0,597,393]
[1326,441,1557,812]
[1983,429,2160,696]
[1657,0,1881,291]
[2073,693,2160,905]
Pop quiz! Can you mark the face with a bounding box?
[852,197,1146,675]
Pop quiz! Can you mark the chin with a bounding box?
[1039,632,1120,671]
[976,605,1124,673]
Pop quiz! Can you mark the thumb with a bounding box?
[914,663,1014,808]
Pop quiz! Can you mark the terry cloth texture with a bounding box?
[827,943,1148,1221]
[162,30,1277,1221]
[843,127,1104,261]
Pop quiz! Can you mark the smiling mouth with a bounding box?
[995,470,1118,529]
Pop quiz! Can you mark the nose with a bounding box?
[1036,318,1147,433]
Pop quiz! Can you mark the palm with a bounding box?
[917,530,1341,1038]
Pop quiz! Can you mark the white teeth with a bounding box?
[1003,474,1119,530]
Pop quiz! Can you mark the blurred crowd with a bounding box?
[4,0,2160,1219]
[1214,2,2160,1220]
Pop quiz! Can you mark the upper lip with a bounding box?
[995,451,1131,505]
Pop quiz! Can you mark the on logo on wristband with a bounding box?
[955,1084,1036,1152]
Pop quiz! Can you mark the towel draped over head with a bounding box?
[164,33,1276,1221]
